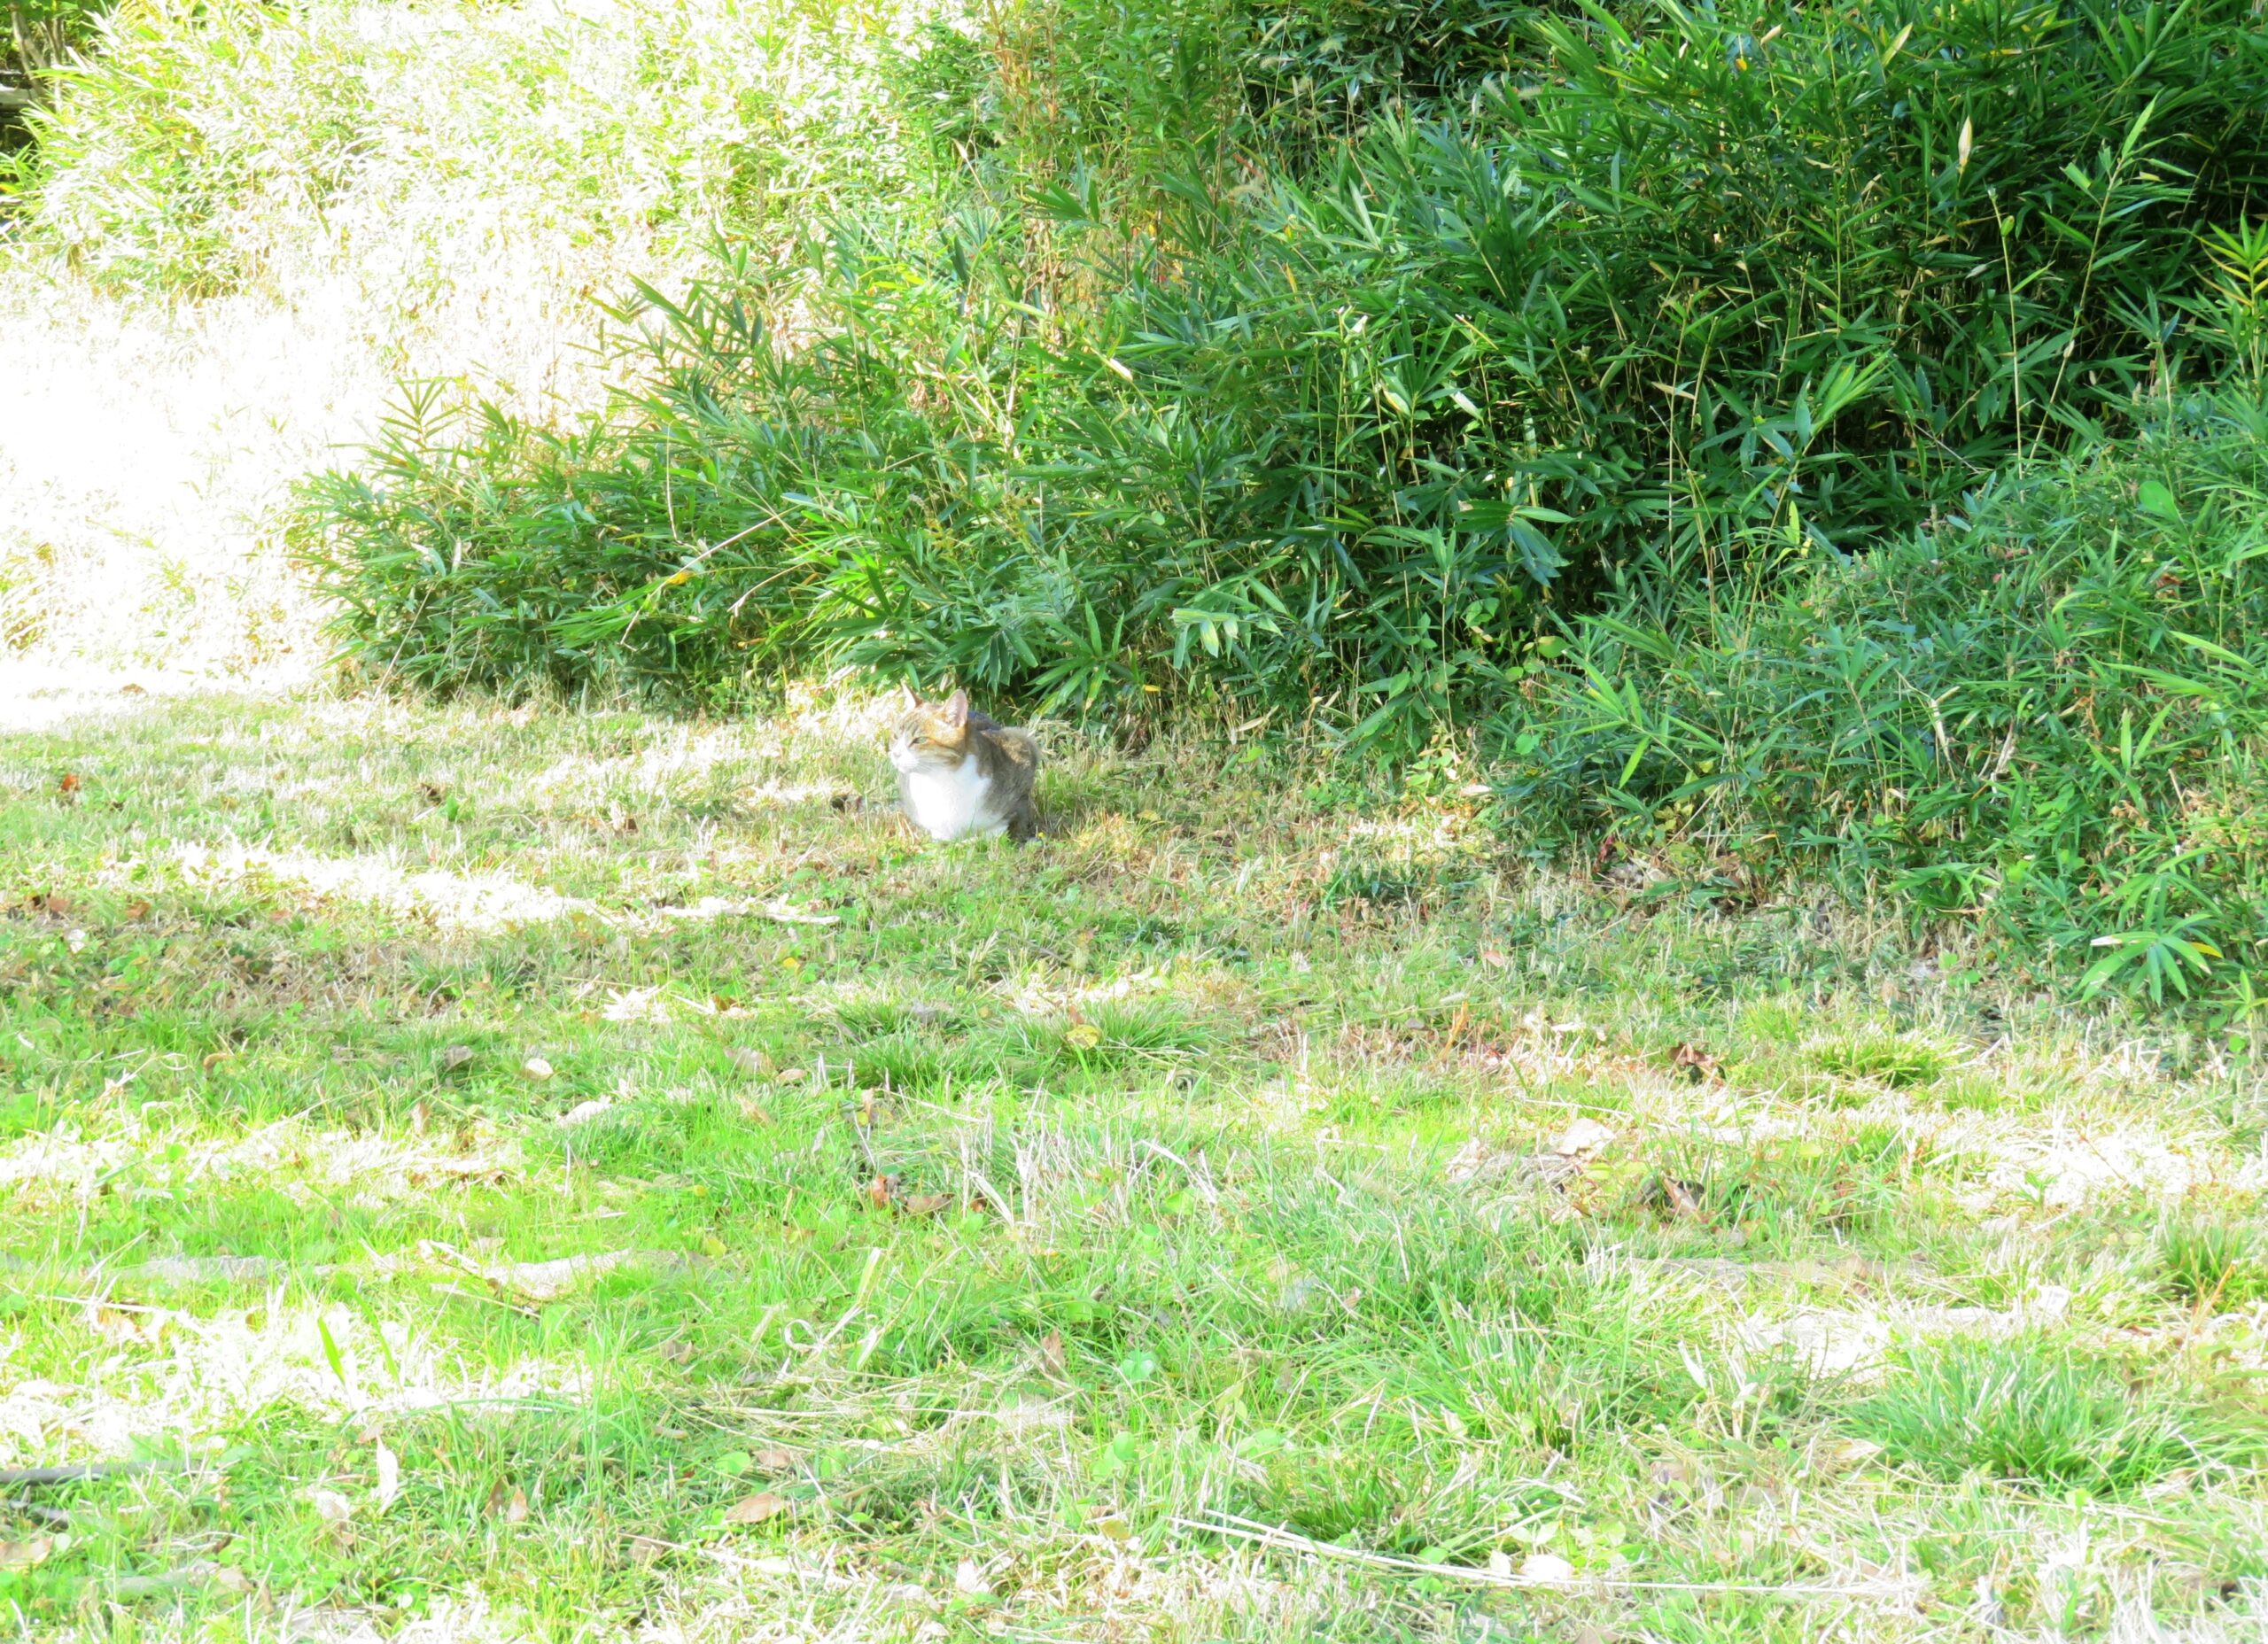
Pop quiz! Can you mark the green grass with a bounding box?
[2,684,2264,1638]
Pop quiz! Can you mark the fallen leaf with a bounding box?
[1519,1551,1576,1586]
[1098,1516,1131,1543]
[778,1066,809,1082]
[521,1056,555,1081]
[1479,948,1510,969]
[416,781,446,803]
[505,1487,530,1524]
[308,1487,354,1525]
[1828,1438,1884,1470]
[1063,1023,1103,1051]
[57,773,81,799]
[726,1047,776,1078]
[374,1442,400,1513]
[866,1175,896,1210]
[724,1492,787,1525]
[1136,810,1162,823]
[0,1536,54,1569]
[1669,1043,1722,1082]
[1038,1330,1067,1378]
[902,1191,953,1217]
[1551,1118,1616,1157]
[122,898,151,920]
[954,1557,993,1596]
[1659,1176,1705,1219]
[626,1534,672,1565]
[756,1446,800,1471]
[557,1098,611,1127]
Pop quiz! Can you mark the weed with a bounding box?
[2155,1212,2268,1309]
[1850,1338,2207,1492]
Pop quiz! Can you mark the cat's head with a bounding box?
[888,690,972,773]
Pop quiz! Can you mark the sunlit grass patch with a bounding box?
[3,686,2265,1636]
[1847,1339,2225,1493]
[2155,1212,2268,1311]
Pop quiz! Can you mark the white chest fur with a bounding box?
[901,757,1002,841]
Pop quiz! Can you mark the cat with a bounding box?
[887,689,1040,842]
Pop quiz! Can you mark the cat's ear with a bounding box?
[943,689,969,729]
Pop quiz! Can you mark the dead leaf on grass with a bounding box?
[308,1487,354,1525]
[485,1482,530,1524]
[1062,1023,1103,1051]
[373,1442,400,1513]
[755,1446,800,1472]
[865,1175,897,1211]
[954,1558,993,1596]
[520,1056,555,1082]
[1656,1176,1706,1219]
[441,1045,476,1072]
[1551,1118,1616,1158]
[1519,1551,1576,1586]
[0,1536,56,1569]
[902,1191,953,1217]
[725,1492,788,1525]
[122,898,151,920]
[1669,1043,1723,1082]
[57,773,81,802]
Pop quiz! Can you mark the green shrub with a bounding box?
[13,0,372,290]
[2,0,104,146]
[293,0,2268,750]
[11,0,942,291]
[1495,391,2268,1013]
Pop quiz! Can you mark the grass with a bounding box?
[3,679,2265,1638]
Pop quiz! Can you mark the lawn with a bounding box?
[1,682,2264,1640]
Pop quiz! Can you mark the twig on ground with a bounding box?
[1175,1511,1916,1602]
[0,1460,189,1488]
[1,1498,73,1524]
